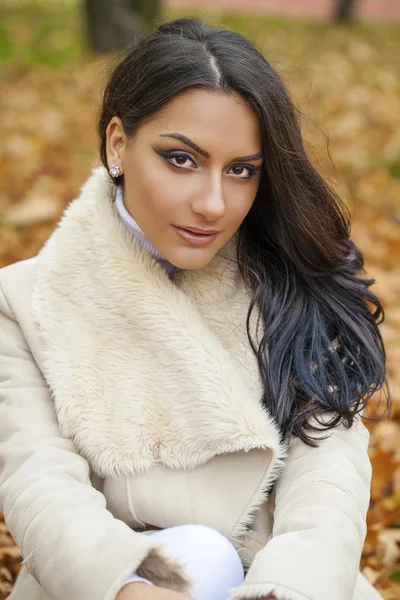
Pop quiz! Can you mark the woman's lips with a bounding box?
[171,225,219,246]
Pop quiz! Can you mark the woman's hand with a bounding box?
[116,582,193,600]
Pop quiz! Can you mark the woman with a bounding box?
[0,16,390,600]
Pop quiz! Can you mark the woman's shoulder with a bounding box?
[0,257,37,314]
[0,257,42,359]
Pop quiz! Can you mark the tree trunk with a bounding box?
[334,0,358,22]
[84,0,161,54]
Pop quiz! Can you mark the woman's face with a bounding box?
[106,88,263,270]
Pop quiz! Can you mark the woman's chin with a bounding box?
[166,250,216,271]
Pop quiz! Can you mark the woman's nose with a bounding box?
[191,178,225,221]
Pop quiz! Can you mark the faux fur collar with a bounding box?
[31,167,287,479]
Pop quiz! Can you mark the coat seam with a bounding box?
[274,500,366,537]
[228,452,273,539]
[278,478,368,514]
[125,476,146,528]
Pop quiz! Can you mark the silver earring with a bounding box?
[109,164,122,178]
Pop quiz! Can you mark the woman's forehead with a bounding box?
[138,88,262,158]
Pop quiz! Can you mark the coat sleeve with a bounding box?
[228,411,373,600]
[0,280,192,600]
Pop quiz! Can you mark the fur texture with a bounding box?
[31,167,287,483]
[136,546,194,592]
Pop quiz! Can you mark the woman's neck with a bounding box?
[115,184,179,278]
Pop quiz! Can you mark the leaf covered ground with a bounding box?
[0,1,399,598]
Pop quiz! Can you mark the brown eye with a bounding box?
[232,166,246,176]
[229,165,258,180]
[156,150,197,170]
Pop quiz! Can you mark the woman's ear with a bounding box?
[105,116,127,172]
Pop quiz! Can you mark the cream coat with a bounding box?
[0,167,383,600]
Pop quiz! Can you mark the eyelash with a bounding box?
[158,151,259,180]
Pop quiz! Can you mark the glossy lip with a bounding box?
[172,225,219,246]
[174,225,221,234]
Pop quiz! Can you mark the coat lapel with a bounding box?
[31,167,287,480]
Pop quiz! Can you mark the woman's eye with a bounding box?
[229,165,258,180]
[163,152,196,169]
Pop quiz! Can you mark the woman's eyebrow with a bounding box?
[159,132,263,162]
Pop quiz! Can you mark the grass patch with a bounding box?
[0,1,85,68]
[1,1,399,70]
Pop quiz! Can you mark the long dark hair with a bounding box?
[98,17,391,447]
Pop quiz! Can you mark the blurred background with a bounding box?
[0,0,399,598]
